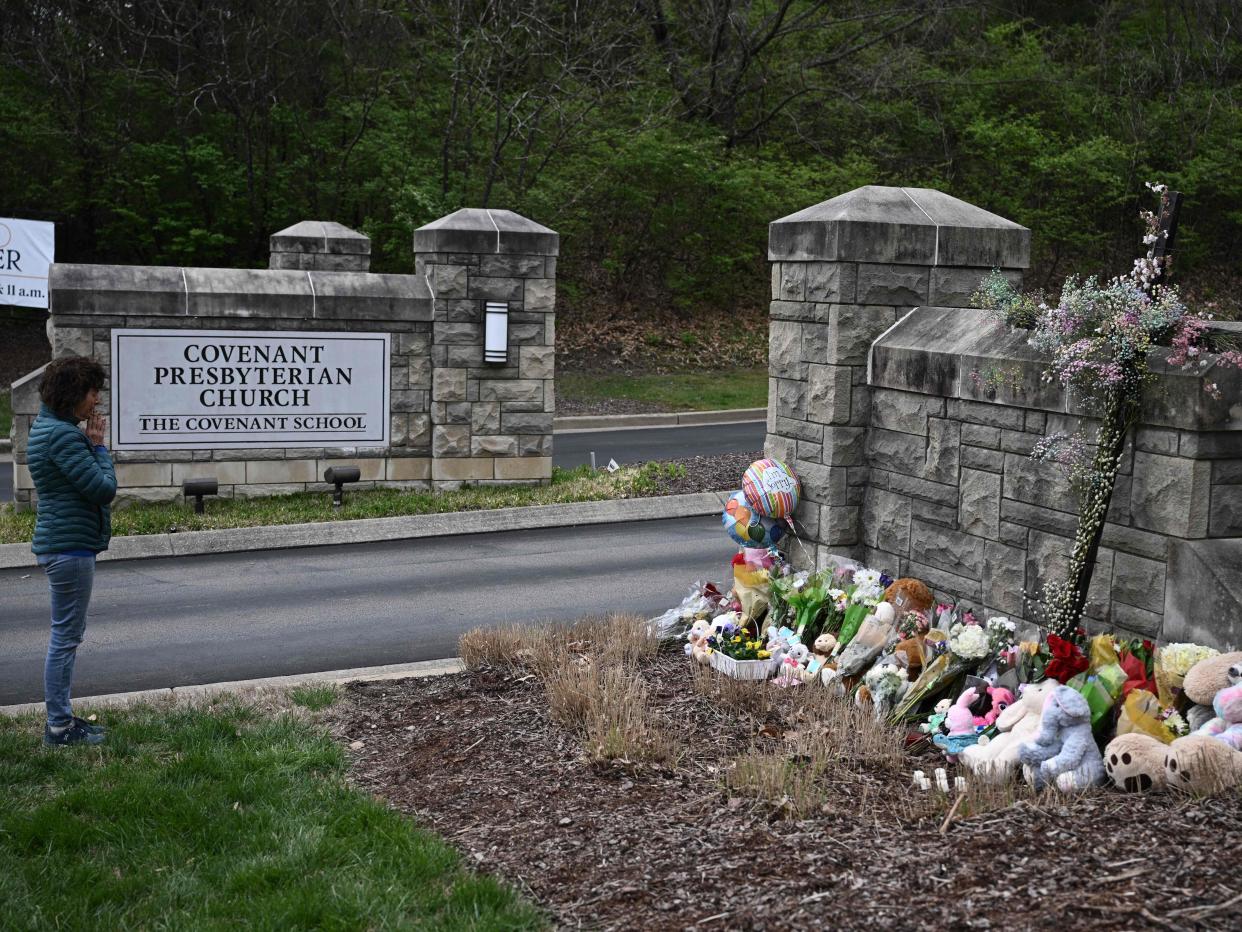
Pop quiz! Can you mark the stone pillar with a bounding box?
[269,221,371,271]
[413,209,558,488]
[766,185,1030,569]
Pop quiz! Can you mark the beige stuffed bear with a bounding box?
[959,680,1056,783]
[1183,650,1242,731]
[1164,734,1242,795]
[1103,733,1168,793]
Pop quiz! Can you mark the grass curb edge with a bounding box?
[0,490,729,570]
[0,657,466,717]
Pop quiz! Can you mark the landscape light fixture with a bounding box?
[484,301,509,364]
[324,466,361,508]
[182,477,219,515]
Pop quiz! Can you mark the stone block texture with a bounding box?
[10,215,557,506]
[766,186,1241,643]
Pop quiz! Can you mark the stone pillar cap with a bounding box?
[769,185,1029,268]
[270,221,371,256]
[415,208,558,257]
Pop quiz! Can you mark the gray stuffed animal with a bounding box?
[1017,685,1106,791]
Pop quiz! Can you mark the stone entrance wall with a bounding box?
[8,210,557,506]
[767,185,1242,645]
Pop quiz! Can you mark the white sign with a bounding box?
[0,218,54,309]
[110,329,390,450]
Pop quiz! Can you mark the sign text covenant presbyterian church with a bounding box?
[111,329,390,450]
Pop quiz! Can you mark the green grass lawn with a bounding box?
[0,390,11,437]
[0,700,542,930]
[558,369,767,412]
[0,462,689,544]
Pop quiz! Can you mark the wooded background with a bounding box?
[2,0,1239,325]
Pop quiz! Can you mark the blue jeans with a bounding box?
[38,553,96,727]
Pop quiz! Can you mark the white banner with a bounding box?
[0,218,54,309]
[111,329,391,450]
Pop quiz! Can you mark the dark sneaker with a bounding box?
[72,716,106,736]
[44,721,106,747]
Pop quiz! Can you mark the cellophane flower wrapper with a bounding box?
[732,560,772,625]
[1066,671,1119,729]
[1115,689,1176,744]
[1154,643,1219,708]
[784,572,831,641]
[888,652,973,724]
[837,602,871,647]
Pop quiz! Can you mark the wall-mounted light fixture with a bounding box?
[484,301,509,364]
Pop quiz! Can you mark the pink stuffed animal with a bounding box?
[973,686,1016,729]
[932,687,981,761]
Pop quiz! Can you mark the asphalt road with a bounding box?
[0,515,734,704]
[0,422,765,501]
[551,420,766,468]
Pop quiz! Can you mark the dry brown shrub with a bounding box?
[690,663,773,717]
[583,666,677,768]
[533,614,674,767]
[786,688,906,778]
[726,750,826,818]
[459,623,541,670]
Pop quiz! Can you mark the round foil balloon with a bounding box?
[741,458,800,519]
[722,490,786,549]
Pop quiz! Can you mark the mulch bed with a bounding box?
[331,653,1242,931]
[645,451,762,497]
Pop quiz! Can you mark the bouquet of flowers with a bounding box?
[1016,639,1051,683]
[1044,633,1089,683]
[949,622,990,663]
[775,571,833,642]
[1154,642,1219,708]
[837,566,891,647]
[705,618,772,662]
[1117,637,1157,696]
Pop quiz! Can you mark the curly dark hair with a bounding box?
[39,356,106,420]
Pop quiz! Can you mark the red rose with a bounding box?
[1044,634,1089,683]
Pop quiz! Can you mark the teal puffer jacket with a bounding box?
[27,404,117,554]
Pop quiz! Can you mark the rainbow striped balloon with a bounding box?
[741,458,800,519]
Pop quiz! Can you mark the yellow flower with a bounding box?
[732,636,742,643]
[758,650,771,659]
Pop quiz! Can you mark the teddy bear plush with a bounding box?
[1017,685,1107,791]
[1194,683,1242,751]
[1103,733,1167,793]
[1183,650,1242,731]
[960,680,1055,782]
[685,619,714,664]
[883,577,934,615]
[1164,734,1242,795]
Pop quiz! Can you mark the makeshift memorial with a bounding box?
[837,568,890,647]
[960,680,1057,783]
[1155,642,1219,708]
[723,490,786,548]
[932,687,983,760]
[883,577,934,615]
[731,552,773,624]
[836,603,897,677]
[702,617,778,681]
[685,619,714,664]
[972,686,1015,729]
[1103,733,1168,793]
[1165,734,1242,794]
[741,457,800,519]
[1017,685,1107,791]
[1194,683,1242,751]
[776,571,832,642]
[1114,689,1177,744]
[1182,650,1242,730]
[1117,637,1158,697]
[860,662,910,720]
[1044,633,1089,684]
